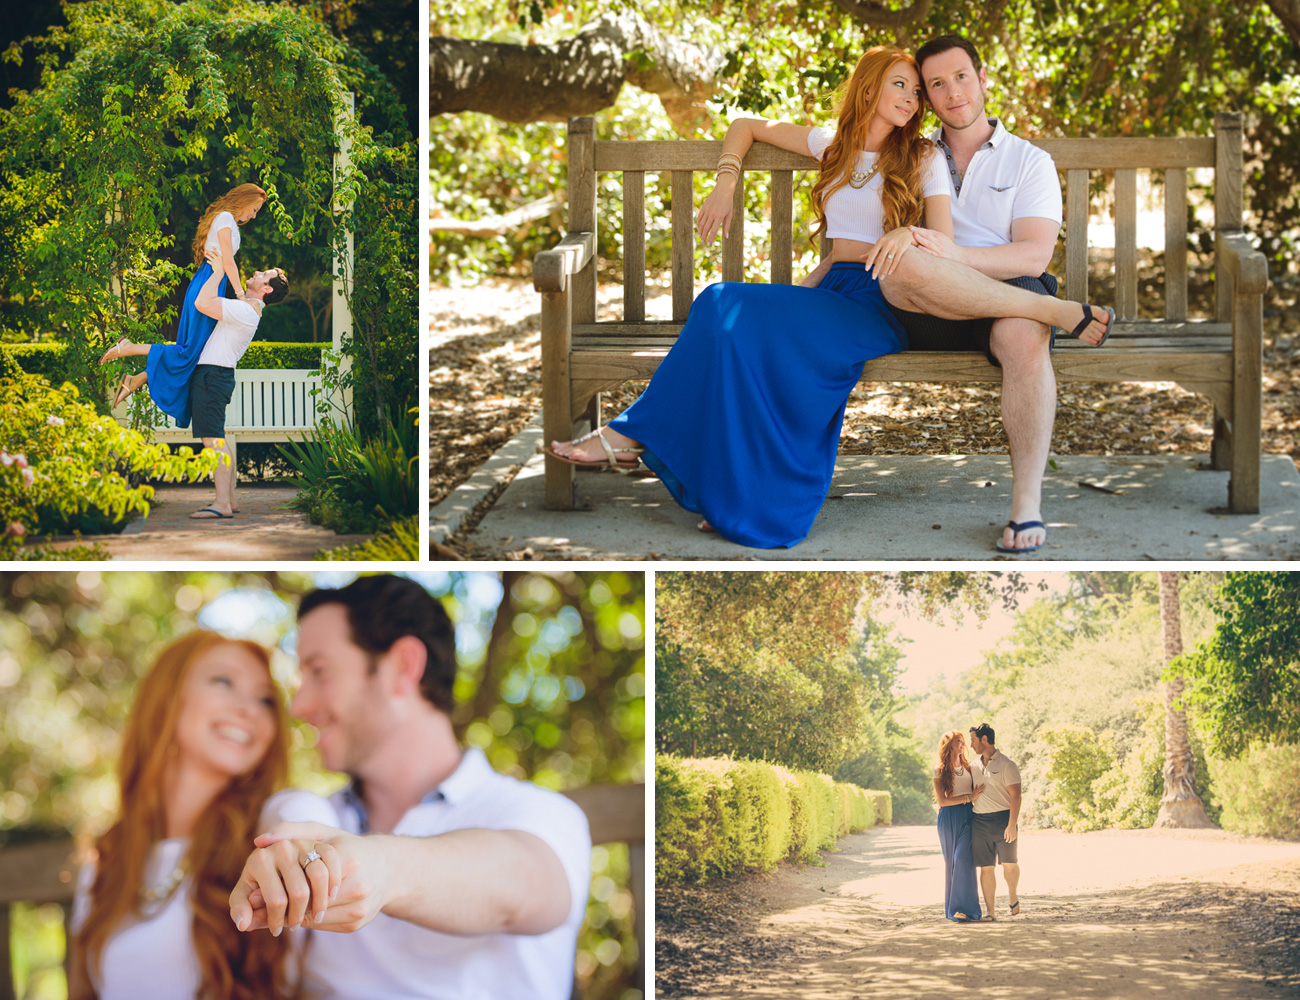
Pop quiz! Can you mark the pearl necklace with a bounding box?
[140,861,188,904]
[848,162,880,189]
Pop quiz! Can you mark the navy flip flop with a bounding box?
[1063,303,1116,346]
[995,520,1045,553]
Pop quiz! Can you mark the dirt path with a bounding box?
[656,826,1300,999]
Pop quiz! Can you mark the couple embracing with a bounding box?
[70,575,590,1000]
[934,722,1022,922]
[100,184,289,520]
[547,34,1113,553]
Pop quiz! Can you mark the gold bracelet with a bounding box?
[716,152,742,171]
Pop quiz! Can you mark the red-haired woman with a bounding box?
[546,46,1112,548]
[99,184,267,423]
[933,729,984,922]
[69,631,338,1000]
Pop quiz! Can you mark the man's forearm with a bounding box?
[955,241,1053,281]
[196,265,225,309]
[372,829,572,936]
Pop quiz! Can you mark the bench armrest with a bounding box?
[533,231,595,293]
[1217,230,1268,296]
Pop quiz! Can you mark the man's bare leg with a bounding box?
[880,251,1110,344]
[191,436,235,517]
[990,317,1054,551]
[1003,862,1021,914]
[978,865,997,920]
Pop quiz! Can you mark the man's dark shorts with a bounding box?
[190,364,236,439]
[888,272,1059,367]
[971,809,1019,866]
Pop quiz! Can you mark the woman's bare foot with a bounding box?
[547,425,644,469]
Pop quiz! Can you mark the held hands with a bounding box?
[229,821,388,936]
[908,226,961,262]
[859,227,915,278]
[696,175,738,246]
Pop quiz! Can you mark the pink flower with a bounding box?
[0,452,11,467]
[4,522,24,538]
[46,415,65,426]
[13,454,27,469]
[21,468,35,487]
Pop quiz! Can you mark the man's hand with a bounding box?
[230,822,365,936]
[1004,822,1018,844]
[908,226,965,263]
[799,256,833,289]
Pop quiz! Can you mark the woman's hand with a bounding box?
[859,227,915,278]
[229,830,344,936]
[696,175,738,246]
[971,785,986,802]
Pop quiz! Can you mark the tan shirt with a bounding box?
[972,749,1022,813]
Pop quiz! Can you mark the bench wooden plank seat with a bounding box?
[534,112,1269,516]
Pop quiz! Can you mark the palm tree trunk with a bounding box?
[1154,571,1216,828]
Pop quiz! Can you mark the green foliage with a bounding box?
[315,515,419,561]
[0,370,217,557]
[656,754,885,883]
[0,0,413,419]
[1205,743,1300,840]
[279,404,418,534]
[888,786,935,825]
[1032,725,1119,832]
[1173,572,1300,755]
[435,0,1299,283]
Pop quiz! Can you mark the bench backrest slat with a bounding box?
[623,170,646,321]
[580,118,1238,328]
[671,170,695,320]
[1115,167,1139,320]
[1166,167,1189,321]
[1064,168,1089,304]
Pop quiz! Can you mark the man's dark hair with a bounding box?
[970,722,996,745]
[264,271,289,305]
[298,575,456,712]
[915,34,984,78]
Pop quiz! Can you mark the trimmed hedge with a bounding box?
[3,342,327,385]
[656,754,891,884]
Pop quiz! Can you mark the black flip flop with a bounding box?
[995,520,1045,554]
[190,507,233,519]
[1064,304,1116,346]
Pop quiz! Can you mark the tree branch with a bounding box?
[1264,0,1300,49]
[431,13,726,132]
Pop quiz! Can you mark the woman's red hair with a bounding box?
[76,630,296,1000]
[191,184,267,266]
[936,729,973,799]
[810,46,934,250]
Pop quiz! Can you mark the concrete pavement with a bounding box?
[435,419,1300,560]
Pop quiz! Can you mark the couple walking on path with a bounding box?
[934,722,1022,922]
[100,184,289,520]
[547,34,1114,554]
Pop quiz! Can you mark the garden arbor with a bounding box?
[0,0,389,433]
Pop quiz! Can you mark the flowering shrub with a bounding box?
[0,371,218,558]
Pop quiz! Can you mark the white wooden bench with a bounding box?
[113,368,325,464]
[534,112,1269,514]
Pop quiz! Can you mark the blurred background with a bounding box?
[0,569,646,1000]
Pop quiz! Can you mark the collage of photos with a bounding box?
[2,1,1299,1000]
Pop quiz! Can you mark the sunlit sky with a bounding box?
[879,573,1072,696]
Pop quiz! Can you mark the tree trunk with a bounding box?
[431,12,726,132]
[1264,0,1300,50]
[1154,571,1216,828]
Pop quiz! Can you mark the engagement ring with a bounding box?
[301,850,322,869]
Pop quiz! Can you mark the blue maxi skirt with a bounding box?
[145,262,227,428]
[937,802,982,921]
[609,263,907,548]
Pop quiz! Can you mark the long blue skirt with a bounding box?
[145,262,227,428]
[937,803,981,921]
[609,263,907,548]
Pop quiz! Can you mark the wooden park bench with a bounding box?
[0,783,645,1000]
[533,112,1269,514]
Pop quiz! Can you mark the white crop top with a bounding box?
[937,765,975,797]
[807,126,948,243]
[203,211,241,257]
[71,788,338,1000]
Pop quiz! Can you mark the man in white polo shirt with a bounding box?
[228,574,592,1000]
[969,721,1022,921]
[188,246,289,519]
